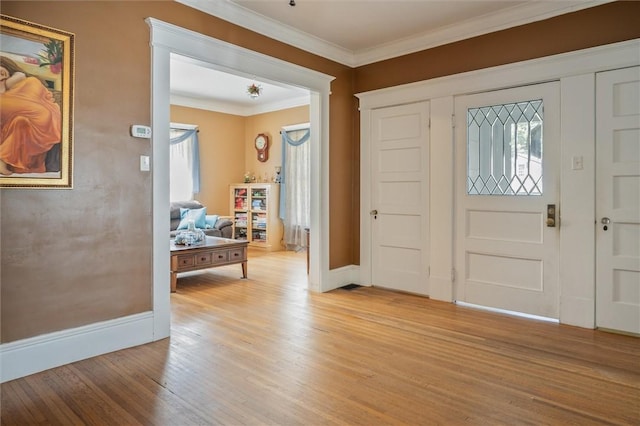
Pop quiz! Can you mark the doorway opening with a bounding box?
[148,18,334,339]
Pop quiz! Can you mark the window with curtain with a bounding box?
[280,124,310,252]
[170,125,201,202]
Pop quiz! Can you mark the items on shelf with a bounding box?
[235,197,247,209]
[252,213,267,229]
[234,188,248,209]
[234,212,248,228]
[252,199,265,210]
[230,183,281,250]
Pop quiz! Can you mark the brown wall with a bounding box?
[170,104,309,217]
[354,1,640,93]
[0,1,353,343]
[1,0,638,344]
[244,106,310,185]
[170,105,246,215]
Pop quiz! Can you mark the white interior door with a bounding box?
[370,102,429,295]
[455,82,560,318]
[596,66,640,334]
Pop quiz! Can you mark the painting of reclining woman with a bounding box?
[0,15,74,188]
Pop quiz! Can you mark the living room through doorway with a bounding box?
[169,58,312,292]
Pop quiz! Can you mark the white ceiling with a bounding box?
[170,54,311,117]
[172,0,610,115]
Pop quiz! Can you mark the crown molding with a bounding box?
[171,93,310,117]
[177,0,613,67]
[354,1,614,66]
[176,0,355,65]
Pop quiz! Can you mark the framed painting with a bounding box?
[0,15,74,188]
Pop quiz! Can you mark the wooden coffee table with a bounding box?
[170,236,248,292]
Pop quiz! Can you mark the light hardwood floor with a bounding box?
[2,248,639,425]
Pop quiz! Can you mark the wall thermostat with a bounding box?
[131,125,152,139]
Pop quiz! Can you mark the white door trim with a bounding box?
[147,18,335,340]
[357,39,640,328]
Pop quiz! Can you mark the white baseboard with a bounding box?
[0,312,155,383]
[327,264,363,292]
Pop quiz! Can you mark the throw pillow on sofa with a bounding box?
[177,207,207,230]
[205,214,219,229]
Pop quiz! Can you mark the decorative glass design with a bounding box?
[467,100,543,195]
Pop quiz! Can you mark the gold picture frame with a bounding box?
[0,15,74,188]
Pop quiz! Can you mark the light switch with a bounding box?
[571,155,583,170]
[140,155,150,171]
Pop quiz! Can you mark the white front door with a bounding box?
[596,66,640,334]
[455,82,560,318]
[370,102,430,295]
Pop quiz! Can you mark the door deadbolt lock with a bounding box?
[546,204,556,227]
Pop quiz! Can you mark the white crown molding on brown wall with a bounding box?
[352,0,614,66]
[177,0,613,68]
[170,93,310,116]
[177,0,355,66]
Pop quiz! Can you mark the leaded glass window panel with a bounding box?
[467,100,543,195]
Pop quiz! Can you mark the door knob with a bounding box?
[370,209,378,219]
[546,204,556,227]
[601,217,610,231]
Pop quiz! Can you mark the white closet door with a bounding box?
[370,102,430,295]
[596,66,640,334]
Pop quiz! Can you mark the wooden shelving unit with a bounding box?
[230,183,282,251]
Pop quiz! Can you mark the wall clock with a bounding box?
[255,133,269,162]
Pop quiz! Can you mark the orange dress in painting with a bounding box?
[0,76,61,173]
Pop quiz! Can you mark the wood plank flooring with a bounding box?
[2,248,639,425]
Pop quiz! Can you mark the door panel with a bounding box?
[467,210,542,243]
[596,66,640,334]
[371,102,429,295]
[455,83,560,318]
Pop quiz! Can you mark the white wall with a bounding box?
[357,40,640,328]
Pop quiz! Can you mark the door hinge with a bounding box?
[451,268,456,282]
[451,114,456,129]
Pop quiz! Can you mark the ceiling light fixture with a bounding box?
[247,83,262,99]
[289,0,296,6]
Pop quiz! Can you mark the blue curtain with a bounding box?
[280,127,311,219]
[170,129,200,194]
